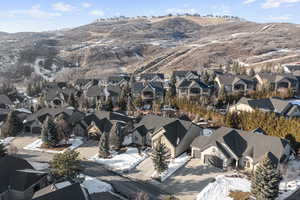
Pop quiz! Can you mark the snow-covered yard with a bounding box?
[89,147,148,173]
[197,175,251,200]
[197,160,300,200]
[0,137,15,145]
[152,153,190,182]
[23,137,84,153]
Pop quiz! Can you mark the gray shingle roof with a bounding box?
[0,94,13,105]
[191,127,289,164]
[237,97,292,114]
[33,183,89,200]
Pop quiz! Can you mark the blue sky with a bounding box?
[0,0,299,33]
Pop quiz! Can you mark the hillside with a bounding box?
[0,16,300,80]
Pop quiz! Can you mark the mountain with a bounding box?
[1,15,300,81]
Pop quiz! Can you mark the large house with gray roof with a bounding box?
[215,74,257,94]
[172,71,199,82]
[255,73,299,93]
[191,127,293,171]
[133,115,202,158]
[229,97,300,118]
[131,82,165,104]
[176,79,211,100]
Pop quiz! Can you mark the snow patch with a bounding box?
[81,175,113,194]
[23,137,83,153]
[197,175,251,200]
[89,147,148,173]
[28,161,49,171]
[122,134,132,146]
[0,137,15,145]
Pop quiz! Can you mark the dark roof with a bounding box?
[173,70,198,78]
[90,192,122,200]
[217,74,256,86]
[237,97,292,114]
[33,182,90,200]
[140,73,164,81]
[0,156,34,193]
[0,94,13,105]
[257,73,297,82]
[177,79,209,89]
[86,85,104,97]
[24,108,73,124]
[69,111,86,124]
[107,75,130,84]
[191,127,289,163]
[10,169,46,191]
[106,85,122,97]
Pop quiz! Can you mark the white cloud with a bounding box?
[166,8,198,15]
[52,2,75,12]
[90,10,105,16]
[8,5,61,18]
[267,14,292,20]
[82,2,92,8]
[262,0,300,8]
[244,0,257,4]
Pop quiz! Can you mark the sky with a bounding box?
[0,0,299,33]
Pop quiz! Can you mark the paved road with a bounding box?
[286,188,300,200]
[16,149,169,200]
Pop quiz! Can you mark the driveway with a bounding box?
[75,139,98,160]
[10,133,38,149]
[161,159,227,200]
[126,157,154,181]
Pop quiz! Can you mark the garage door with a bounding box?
[204,155,223,169]
[32,127,42,134]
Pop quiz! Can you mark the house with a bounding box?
[255,73,299,93]
[32,182,91,200]
[107,74,130,87]
[139,73,165,82]
[43,88,77,107]
[133,115,202,157]
[131,82,164,104]
[151,120,202,158]
[214,74,256,94]
[85,85,105,107]
[176,79,210,100]
[172,71,199,82]
[0,156,48,200]
[191,127,293,171]
[84,111,133,139]
[74,79,99,90]
[0,94,13,109]
[283,63,300,73]
[68,111,87,137]
[229,97,300,118]
[23,108,73,134]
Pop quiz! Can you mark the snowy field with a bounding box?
[197,160,300,200]
[89,147,148,173]
[152,153,190,182]
[0,137,15,145]
[23,137,84,153]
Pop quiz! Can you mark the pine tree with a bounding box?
[151,141,171,176]
[98,132,110,158]
[50,149,84,180]
[110,122,123,151]
[67,93,77,108]
[0,143,7,157]
[251,153,281,200]
[1,111,23,138]
[105,97,114,111]
[41,116,59,148]
[41,117,50,146]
